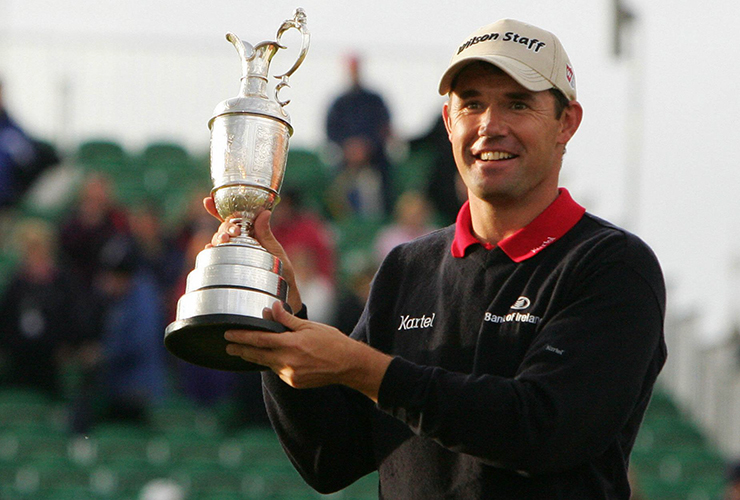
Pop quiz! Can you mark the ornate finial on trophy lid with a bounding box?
[210,9,309,130]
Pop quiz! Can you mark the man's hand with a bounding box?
[202,196,302,313]
[225,301,392,403]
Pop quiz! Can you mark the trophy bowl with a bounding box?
[164,9,309,371]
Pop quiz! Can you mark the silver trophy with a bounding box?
[165,9,309,371]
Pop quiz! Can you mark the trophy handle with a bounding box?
[273,8,310,106]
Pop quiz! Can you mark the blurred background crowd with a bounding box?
[0,57,468,499]
[0,55,461,428]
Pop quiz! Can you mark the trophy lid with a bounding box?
[209,9,309,133]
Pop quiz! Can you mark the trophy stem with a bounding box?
[230,217,262,248]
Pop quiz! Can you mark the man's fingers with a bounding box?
[208,220,241,248]
[203,196,222,221]
[272,301,305,331]
[225,328,283,349]
[225,343,274,368]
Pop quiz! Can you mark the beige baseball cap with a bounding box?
[438,18,577,101]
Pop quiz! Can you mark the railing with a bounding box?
[661,303,740,459]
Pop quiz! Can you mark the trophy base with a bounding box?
[164,314,285,372]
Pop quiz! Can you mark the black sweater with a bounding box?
[263,198,666,499]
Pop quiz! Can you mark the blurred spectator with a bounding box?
[129,200,183,300]
[95,235,167,424]
[374,190,438,263]
[272,188,337,285]
[325,54,394,214]
[726,461,740,500]
[292,246,336,324]
[410,114,466,225]
[0,79,60,209]
[333,256,377,335]
[171,191,217,258]
[59,173,131,288]
[0,218,87,397]
[326,136,385,220]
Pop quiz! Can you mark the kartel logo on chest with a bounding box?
[398,313,436,331]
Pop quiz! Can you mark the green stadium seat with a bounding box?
[154,431,225,467]
[239,464,316,499]
[10,456,90,497]
[0,387,57,430]
[170,459,247,497]
[0,250,20,297]
[0,423,69,465]
[38,484,111,500]
[198,493,247,500]
[89,457,171,497]
[232,427,289,464]
[86,422,155,464]
[149,398,221,436]
[646,389,683,419]
[76,140,127,167]
[141,142,190,167]
[635,416,707,454]
[390,144,435,198]
[284,147,333,212]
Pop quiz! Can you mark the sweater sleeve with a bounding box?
[376,245,666,475]
[261,305,378,494]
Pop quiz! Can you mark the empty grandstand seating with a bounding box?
[631,389,727,500]
[0,387,380,499]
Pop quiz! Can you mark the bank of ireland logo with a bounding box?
[483,296,540,325]
[511,296,531,310]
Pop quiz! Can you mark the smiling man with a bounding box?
[208,18,667,499]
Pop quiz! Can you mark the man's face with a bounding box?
[443,63,581,207]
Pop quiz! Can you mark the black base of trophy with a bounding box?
[164,314,286,372]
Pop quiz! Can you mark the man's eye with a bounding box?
[511,102,528,110]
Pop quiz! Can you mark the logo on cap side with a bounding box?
[566,64,576,90]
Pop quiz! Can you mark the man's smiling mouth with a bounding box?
[479,151,517,161]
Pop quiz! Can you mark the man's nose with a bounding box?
[478,108,506,137]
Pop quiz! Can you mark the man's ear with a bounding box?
[442,101,453,142]
[557,100,583,145]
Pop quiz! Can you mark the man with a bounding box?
[0,80,58,208]
[325,54,395,215]
[206,19,666,499]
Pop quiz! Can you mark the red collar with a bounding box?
[451,188,586,262]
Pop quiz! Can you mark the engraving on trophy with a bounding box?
[164,8,310,371]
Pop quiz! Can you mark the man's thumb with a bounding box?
[253,210,285,256]
[272,301,304,331]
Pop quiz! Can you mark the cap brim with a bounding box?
[438,55,554,95]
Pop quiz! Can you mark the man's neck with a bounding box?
[468,189,560,246]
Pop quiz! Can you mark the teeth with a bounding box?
[480,151,514,161]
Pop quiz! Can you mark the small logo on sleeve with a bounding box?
[545,344,564,355]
